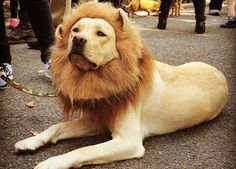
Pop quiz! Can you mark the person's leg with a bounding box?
[9,0,19,29]
[227,0,236,17]
[216,0,224,11]
[157,0,172,30]
[220,0,236,28]
[0,0,13,89]
[192,0,206,34]
[22,0,54,64]
[209,0,224,15]
[10,0,18,18]
[209,0,224,10]
[0,0,11,64]
[27,0,69,50]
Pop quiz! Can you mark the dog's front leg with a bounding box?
[34,110,145,169]
[15,119,96,151]
[34,137,144,169]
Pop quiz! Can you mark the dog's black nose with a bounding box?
[72,36,87,46]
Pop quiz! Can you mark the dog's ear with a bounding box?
[55,24,65,39]
[117,8,129,31]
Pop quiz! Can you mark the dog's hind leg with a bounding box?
[175,6,178,16]
[15,119,96,151]
[177,0,182,15]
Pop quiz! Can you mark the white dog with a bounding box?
[15,2,228,169]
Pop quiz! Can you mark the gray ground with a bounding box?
[0,5,235,169]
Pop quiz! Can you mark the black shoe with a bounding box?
[195,21,205,34]
[195,15,206,34]
[27,39,40,50]
[157,15,167,30]
[220,18,236,28]
[157,20,167,30]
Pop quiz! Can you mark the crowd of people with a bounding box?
[0,0,54,90]
[0,0,235,90]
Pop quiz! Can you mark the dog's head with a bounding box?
[51,2,152,101]
[65,17,119,71]
[54,3,131,72]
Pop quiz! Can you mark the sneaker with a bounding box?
[0,63,13,90]
[209,9,220,16]
[157,15,168,30]
[9,18,19,29]
[220,17,236,28]
[44,60,51,79]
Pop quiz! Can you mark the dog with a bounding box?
[123,0,160,17]
[123,0,140,17]
[170,0,182,17]
[15,2,228,169]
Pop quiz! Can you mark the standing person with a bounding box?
[1,0,54,90]
[220,0,236,28]
[157,0,206,34]
[0,0,13,90]
[209,0,224,16]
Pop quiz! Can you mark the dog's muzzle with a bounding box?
[70,36,87,54]
[73,36,87,46]
[69,36,98,71]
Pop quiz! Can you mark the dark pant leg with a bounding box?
[18,0,25,10]
[159,0,172,19]
[10,0,18,18]
[157,0,172,29]
[0,0,11,64]
[192,0,206,21]
[209,0,224,11]
[21,0,54,63]
[192,0,206,33]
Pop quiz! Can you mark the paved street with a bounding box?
[0,4,235,169]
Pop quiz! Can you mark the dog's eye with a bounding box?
[97,31,106,37]
[72,27,79,32]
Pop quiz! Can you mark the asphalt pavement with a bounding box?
[0,4,235,169]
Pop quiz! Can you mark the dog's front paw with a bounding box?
[15,136,46,151]
[34,155,74,169]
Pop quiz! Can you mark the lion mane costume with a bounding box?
[51,2,154,131]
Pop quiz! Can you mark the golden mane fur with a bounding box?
[51,2,154,131]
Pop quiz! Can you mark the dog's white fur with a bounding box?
[15,8,228,169]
